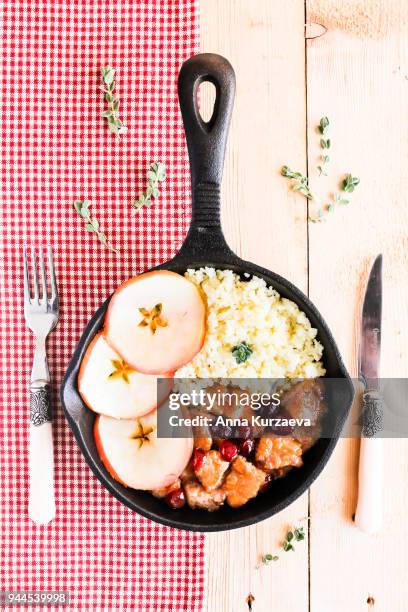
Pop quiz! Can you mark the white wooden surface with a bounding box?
[200,1,408,610]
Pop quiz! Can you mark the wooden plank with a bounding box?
[306,1,408,610]
[200,1,309,611]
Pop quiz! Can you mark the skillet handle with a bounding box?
[176,53,236,262]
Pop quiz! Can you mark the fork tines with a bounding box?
[23,246,58,307]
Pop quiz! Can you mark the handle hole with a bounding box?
[197,80,217,124]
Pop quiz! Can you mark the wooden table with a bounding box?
[200,1,408,610]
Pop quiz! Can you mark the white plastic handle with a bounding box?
[28,422,56,525]
[354,437,382,534]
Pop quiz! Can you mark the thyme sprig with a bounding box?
[231,341,253,364]
[261,553,279,564]
[282,526,305,552]
[73,200,118,253]
[281,166,314,200]
[133,162,166,210]
[317,116,330,176]
[318,116,329,134]
[101,65,128,136]
[283,117,360,223]
[310,175,359,222]
[342,173,360,192]
[258,524,306,567]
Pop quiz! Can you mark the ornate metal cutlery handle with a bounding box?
[30,382,52,426]
[361,390,383,438]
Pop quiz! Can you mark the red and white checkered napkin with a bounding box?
[0,1,206,610]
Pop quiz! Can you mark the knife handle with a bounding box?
[355,391,383,534]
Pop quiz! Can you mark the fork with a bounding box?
[23,246,59,525]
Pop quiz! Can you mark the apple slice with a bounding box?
[94,411,193,490]
[78,333,173,419]
[105,270,206,374]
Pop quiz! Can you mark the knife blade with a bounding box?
[359,254,382,387]
[355,254,383,534]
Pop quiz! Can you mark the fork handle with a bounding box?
[29,383,56,525]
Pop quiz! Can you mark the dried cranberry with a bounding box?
[239,438,255,458]
[192,449,205,471]
[165,488,186,509]
[219,440,238,462]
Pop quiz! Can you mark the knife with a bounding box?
[354,254,383,534]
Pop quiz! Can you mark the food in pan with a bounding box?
[94,412,193,490]
[78,333,173,419]
[154,378,326,511]
[175,268,325,380]
[79,267,327,511]
[105,270,206,374]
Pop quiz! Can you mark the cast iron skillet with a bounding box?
[61,53,354,532]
